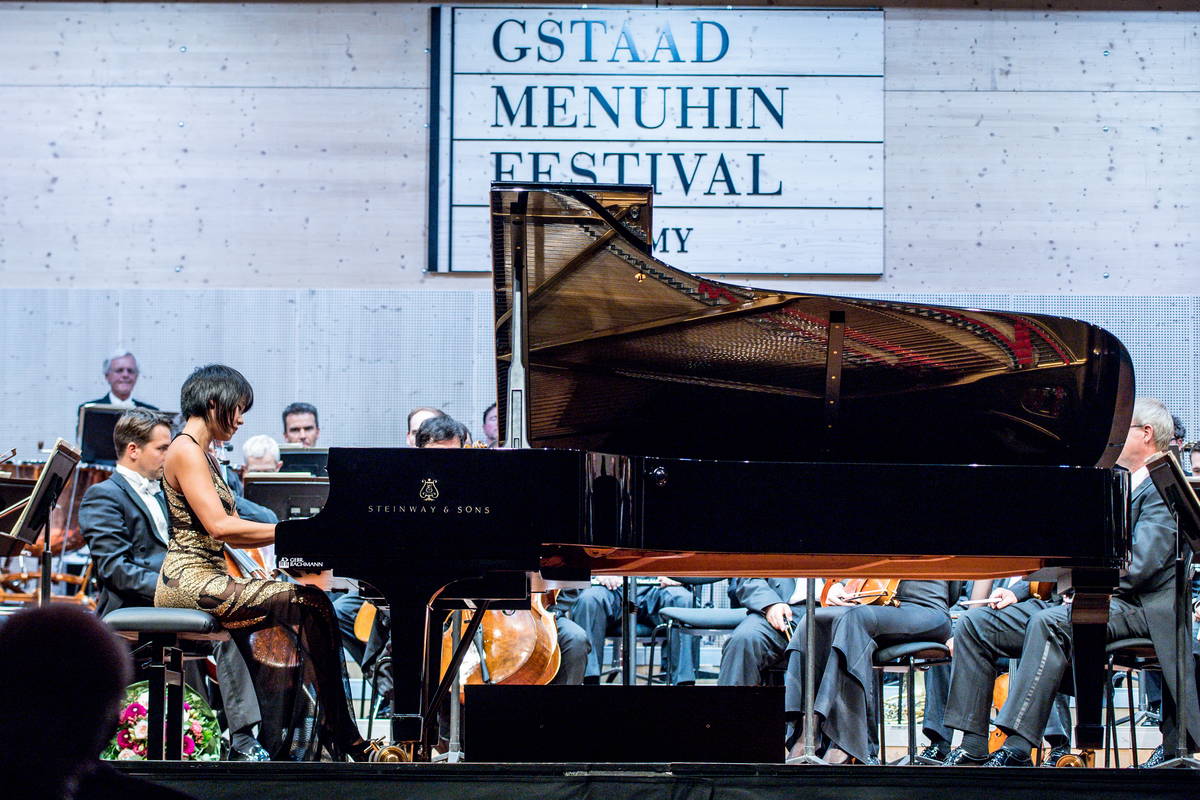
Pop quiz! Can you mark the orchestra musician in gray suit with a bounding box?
[79,409,268,761]
[718,578,818,686]
[941,398,1200,767]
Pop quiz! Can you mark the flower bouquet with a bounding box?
[102,680,221,761]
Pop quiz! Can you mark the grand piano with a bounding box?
[276,183,1134,758]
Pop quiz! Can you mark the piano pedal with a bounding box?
[1054,749,1094,768]
[371,741,413,763]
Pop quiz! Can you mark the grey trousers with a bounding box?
[571,584,697,683]
[943,598,1153,746]
[922,601,1070,746]
[784,603,951,762]
[213,638,262,735]
[718,606,804,686]
[549,617,591,685]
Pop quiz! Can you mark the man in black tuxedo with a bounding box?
[941,397,1200,766]
[79,409,266,760]
[81,350,158,410]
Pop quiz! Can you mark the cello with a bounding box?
[820,578,903,607]
[439,590,562,702]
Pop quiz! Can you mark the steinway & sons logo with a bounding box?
[366,477,492,515]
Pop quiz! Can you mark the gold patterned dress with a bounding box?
[155,443,362,761]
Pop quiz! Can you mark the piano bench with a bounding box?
[1104,637,1158,769]
[873,641,951,765]
[103,608,228,760]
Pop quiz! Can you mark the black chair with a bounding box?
[873,641,951,765]
[657,606,749,682]
[103,607,228,760]
[1104,637,1159,768]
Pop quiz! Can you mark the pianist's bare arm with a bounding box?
[167,438,275,548]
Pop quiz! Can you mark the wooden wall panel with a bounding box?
[0,2,428,89]
[886,10,1200,91]
[0,85,427,287]
[883,90,1198,294]
[0,3,1196,295]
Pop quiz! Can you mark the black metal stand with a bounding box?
[35,484,61,607]
[1146,453,1200,768]
[789,578,826,765]
[621,576,637,685]
[1155,546,1199,769]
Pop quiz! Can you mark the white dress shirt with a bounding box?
[115,464,169,544]
[105,393,135,408]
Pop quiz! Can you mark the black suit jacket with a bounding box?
[1121,475,1200,745]
[79,393,158,412]
[727,578,798,614]
[79,472,168,618]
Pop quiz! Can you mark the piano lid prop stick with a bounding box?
[823,311,846,458]
[504,194,532,451]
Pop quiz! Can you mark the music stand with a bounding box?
[0,440,81,605]
[1145,451,1200,769]
[76,403,127,464]
[277,445,329,477]
[242,473,329,521]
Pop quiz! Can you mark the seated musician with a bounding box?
[783,579,961,764]
[242,434,282,474]
[718,578,823,686]
[154,364,373,761]
[572,575,698,685]
[941,398,1200,767]
[282,402,320,447]
[921,579,1073,764]
[81,350,158,410]
[407,406,445,447]
[79,408,267,761]
[481,402,499,448]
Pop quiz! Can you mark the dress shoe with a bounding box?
[980,747,1033,767]
[1134,745,1165,768]
[940,747,989,766]
[854,753,882,766]
[1039,744,1072,767]
[227,741,270,761]
[919,743,949,763]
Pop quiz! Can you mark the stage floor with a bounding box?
[121,761,1200,800]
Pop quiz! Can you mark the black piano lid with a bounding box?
[490,182,1134,470]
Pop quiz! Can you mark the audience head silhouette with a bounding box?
[0,605,133,795]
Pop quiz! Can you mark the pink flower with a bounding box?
[190,720,203,737]
[134,742,146,756]
[182,735,196,757]
[123,702,147,720]
[132,719,149,741]
[116,729,133,749]
[182,702,192,711]
[117,748,141,761]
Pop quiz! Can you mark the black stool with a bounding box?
[1104,637,1158,769]
[103,607,228,760]
[873,641,951,765]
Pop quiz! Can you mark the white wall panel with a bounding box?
[886,10,1200,92]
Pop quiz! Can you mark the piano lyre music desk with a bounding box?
[277,183,1134,759]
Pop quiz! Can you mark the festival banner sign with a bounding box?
[429,7,883,275]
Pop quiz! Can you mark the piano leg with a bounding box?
[1069,569,1117,751]
[388,600,430,746]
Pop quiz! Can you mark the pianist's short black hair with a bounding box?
[416,415,469,448]
[282,401,319,430]
[180,364,254,434]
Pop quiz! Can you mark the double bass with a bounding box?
[439,590,561,701]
